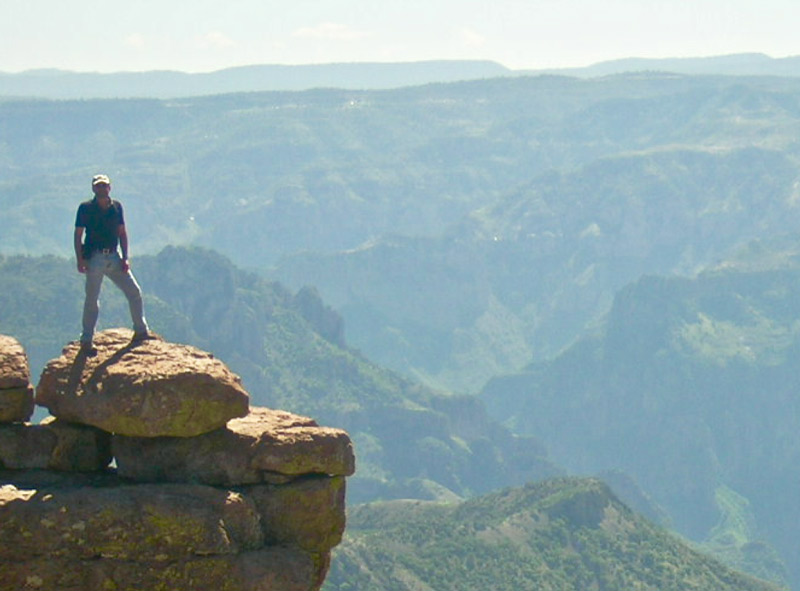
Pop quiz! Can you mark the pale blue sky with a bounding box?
[3,0,798,73]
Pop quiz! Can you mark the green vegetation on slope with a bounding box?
[324,478,783,591]
[0,247,558,504]
[481,249,800,587]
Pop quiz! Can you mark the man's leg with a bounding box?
[81,261,104,345]
[108,263,149,336]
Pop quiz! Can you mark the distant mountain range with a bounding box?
[534,52,800,78]
[0,60,511,99]
[2,53,800,99]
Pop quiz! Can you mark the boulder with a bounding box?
[0,335,30,389]
[241,475,347,553]
[113,406,355,484]
[0,335,34,423]
[35,329,249,437]
[0,418,111,471]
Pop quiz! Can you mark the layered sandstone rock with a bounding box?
[0,480,264,561]
[112,406,354,557]
[2,544,318,591]
[0,335,34,423]
[36,329,249,437]
[0,418,111,471]
[0,330,355,591]
[241,475,348,553]
[113,407,355,484]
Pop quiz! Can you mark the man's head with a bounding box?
[92,174,110,188]
[91,174,111,203]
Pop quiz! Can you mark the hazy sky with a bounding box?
[3,0,799,73]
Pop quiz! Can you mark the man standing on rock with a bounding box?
[74,174,150,356]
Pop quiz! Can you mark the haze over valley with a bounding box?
[4,56,800,589]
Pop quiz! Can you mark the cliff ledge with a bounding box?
[0,329,355,591]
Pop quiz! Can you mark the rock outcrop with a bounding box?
[0,418,111,472]
[0,329,355,591]
[36,329,250,437]
[113,407,355,485]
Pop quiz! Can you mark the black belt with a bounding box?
[95,248,116,255]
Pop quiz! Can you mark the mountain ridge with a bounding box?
[324,477,784,591]
[0,60,510,99]
[533,52,800,78]
[480,249,800,587]
[6,53,800,100]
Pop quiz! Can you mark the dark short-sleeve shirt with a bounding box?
[75,198,125,253]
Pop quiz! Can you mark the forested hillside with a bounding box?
[6,73,800,392]
[0,248,558,504]
[324,478,783,591]
[481,241,800,587]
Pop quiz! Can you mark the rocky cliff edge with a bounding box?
[0,329,355,591]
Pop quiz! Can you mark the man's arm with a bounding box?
[118,224,130,272]
[74,227,87,273]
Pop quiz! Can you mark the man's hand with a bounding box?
[121,258,130,272]
[77,258,87,273]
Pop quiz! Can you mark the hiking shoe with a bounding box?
[80,342,98,357]
[131,331,157,343]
